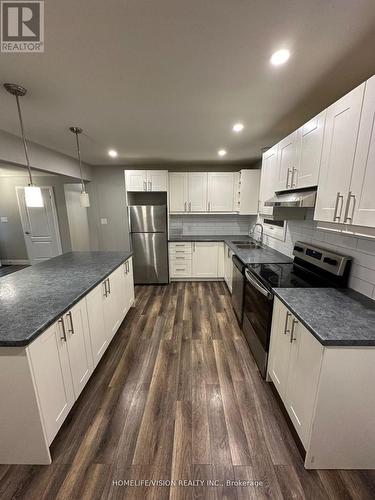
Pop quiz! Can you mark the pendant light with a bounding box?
[69,126,90,207]
[4,83,44,208]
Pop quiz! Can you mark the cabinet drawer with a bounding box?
[170,260,192,277]
[170,253,192,262]
[169,242,192,255]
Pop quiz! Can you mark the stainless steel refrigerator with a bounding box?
[129,205,169,284]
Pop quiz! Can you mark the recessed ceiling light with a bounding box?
[218,149,227,157]
[108,149,118,158]
[270,49,290,66]
[233,123,244,133]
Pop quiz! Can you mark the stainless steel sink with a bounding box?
[230,240,262,250]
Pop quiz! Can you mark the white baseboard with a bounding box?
[1,259,30,265]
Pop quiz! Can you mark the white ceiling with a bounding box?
[1,0,375,165]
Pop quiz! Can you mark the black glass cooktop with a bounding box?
[246,262,334,289]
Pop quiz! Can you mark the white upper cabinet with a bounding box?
[169,173,188,212]
[147,170,168,191]
[207,172,235,212]
[297,110,326,189]
[188,172,208,211]
[238,169,261,214]
[125,170,148,191]
[277,131,299,190]
[259,145,278,215]
[349,76,375,228]
[125,170,168,191]
[314,82,366,223]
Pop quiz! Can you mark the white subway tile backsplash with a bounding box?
[169,214,256,237]
[260,216,375,301]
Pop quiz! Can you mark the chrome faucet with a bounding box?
[251,223,264,245]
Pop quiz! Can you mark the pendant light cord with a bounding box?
[74,131,85,193]
[15,94,33,186]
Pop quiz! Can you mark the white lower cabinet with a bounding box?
[223,244,233,292]
[269,299,323,448]
[28,321,75,445]
[169,242,224,279]
[268,297,375,469]
[21,257,135,464]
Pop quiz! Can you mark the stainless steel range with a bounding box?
[242,241,352,378]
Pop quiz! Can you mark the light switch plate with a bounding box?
[0,216,8,223]
[100,218,108,225]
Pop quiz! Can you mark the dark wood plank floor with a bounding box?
[1,282,375,499]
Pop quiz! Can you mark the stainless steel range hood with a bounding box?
[260,189,317,221]
[265,190,317,208]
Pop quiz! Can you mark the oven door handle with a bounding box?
[244,269,272,299]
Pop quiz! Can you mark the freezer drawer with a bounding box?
[131,233,168,284]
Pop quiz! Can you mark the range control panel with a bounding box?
[293,241,351,276]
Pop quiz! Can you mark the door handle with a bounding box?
[283,311,291,335]
[66,311,74,335]
[25,231,30,235]
[333,192,344,221]
[58,318,67,342]
[290,318,298,343]
[343,192,356,223]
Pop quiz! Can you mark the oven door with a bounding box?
[242,268,274,377]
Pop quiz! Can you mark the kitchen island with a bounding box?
[0,252,134,465]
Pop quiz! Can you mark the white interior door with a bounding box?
[16,186,62,265]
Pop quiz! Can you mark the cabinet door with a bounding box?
[191,242,219,278]
[103,271,122,342]
[86,281,107,368]
[28,322,75,445]
[169,173,188,212]
[224,245,233,292]
[65,300,92,399]
[126,257,135,309]
[259,145,278,215]
[207,173,234,212]
[314,83,365,223]
[125,170,147,191]
[297,110,326,189]
[239,169,260,215]
[285,321,323,448]
[188,173,207,211]
[268,298,293,401]
[350,76,375,228]
[277,132,299,190]
[147,170,168,191]
[117,258,135,319]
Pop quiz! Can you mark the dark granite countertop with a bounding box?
[169,235,292,264]
[0,251,132,347]
[273,288,375,347]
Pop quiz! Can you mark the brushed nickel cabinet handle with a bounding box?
[286,168,291,188]
[291,168,297,188]
[103,281,108,297]
[148,181,152,191]
[344,192,356,223]
[284,311,291,335]
[333,192,344,221]
[143,181,147,191]
[290,318,298,343]
[58,318,67,342]
[184,201,187,212]
[208,201,211,212]
[189,201,191,211]
[107,278,111,294]
[66,311,74,335]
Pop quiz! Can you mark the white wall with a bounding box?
[64,184,90,251]
[259,212,375,300]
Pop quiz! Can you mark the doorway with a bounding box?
[16,186,62,265]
